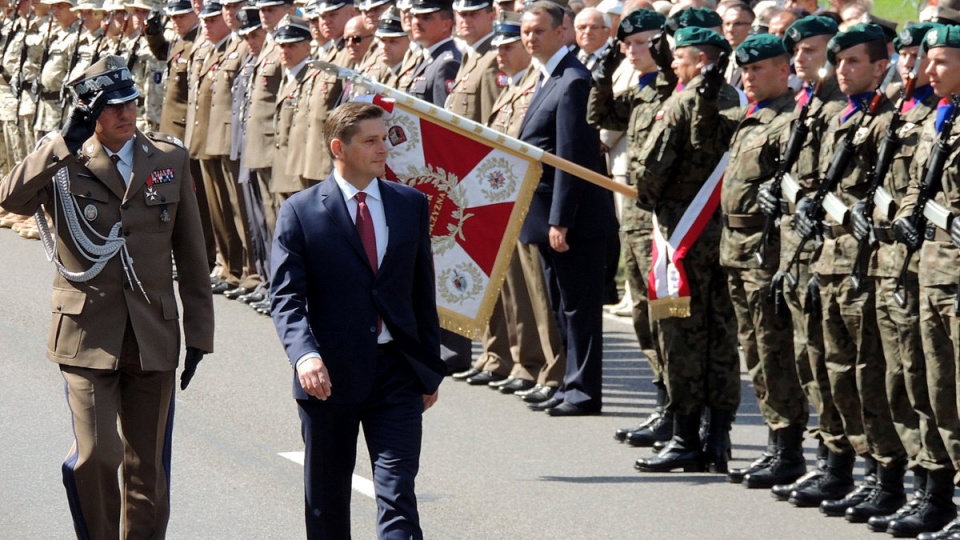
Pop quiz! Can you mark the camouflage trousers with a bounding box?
[780,219,847,452]
[622,226,661,382]
[819,274,906,465]
[876,274,947,471]
[918,282,960,475]
[658,236,740,416]
[727,266,807,430]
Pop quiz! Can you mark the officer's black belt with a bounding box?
[721,213,766,229]
[821,223,852,239]
[925,224,952,242]
[41,91,59,100]
[779,200,797,215]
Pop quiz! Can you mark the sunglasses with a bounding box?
[345,34,373,45]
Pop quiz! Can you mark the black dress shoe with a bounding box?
[514,384,543,398]
[224,286,251,300]
[614,412,662,442]
[466,371,506,385]
[251,299,271,315]
[498,378,535,394]
[452,367,481,380]
[547,402,600,417]
[625,413,674,447]
[489,376,517,389]
[521,385,556,403]
[528,396,562,411]
[211,281,238,294]
[238,291,266,304]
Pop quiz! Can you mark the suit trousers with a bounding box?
[298,346,425,540]
[540,237,606,409]
[515,241,566,387]
[59,320,175,540]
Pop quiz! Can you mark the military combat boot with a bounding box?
[846,459,907,522]
[702,408,733,474]
[635,411,705,473]
[919,517,960,540]
[745,424,806,489]
[729,427,777,484]
[615,384,668,443]
[867,469,926,532]
[887,468,957,537]
[772,439,828,501]
[788,450,855,507]
[821,455,878,516]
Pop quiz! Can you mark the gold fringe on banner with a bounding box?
[648,297,692,321]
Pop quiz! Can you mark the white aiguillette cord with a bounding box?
[35,165,150,303]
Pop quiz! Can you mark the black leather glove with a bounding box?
[145,9,164,36]
[950,217,960,249]
[698,60,724,100]
[804,273,821,316]
[180,347,206,390]
[60,90,107,155]
[10,72,21,96]
[757,181,780,217]
[592,39,623,87]
[850,200,873,242]
[793,196,819,239]
[29,78,41,100]
[892,217,922,252]
[649,32,672,73]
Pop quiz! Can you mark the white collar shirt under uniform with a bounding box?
[104,137,136,185]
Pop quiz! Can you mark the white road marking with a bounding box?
[279,451,376,499]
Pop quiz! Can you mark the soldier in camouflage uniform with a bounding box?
[34,0,80,134]
[98,0,126,56]
[587,8,673,449]
[632,27,741,475]
[65,0,107,82]
[16,0,53,154]
[697,33,809,490]
[0,0,33,172]
[789,23,906,513]
[126,0,167,133]
[888,24,960,539]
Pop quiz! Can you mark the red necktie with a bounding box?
[355,192,381,334]
[746,103,757,117]
[901,98,917,114]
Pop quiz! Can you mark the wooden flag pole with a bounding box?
[316,60,639,200]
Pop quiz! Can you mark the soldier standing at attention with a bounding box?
[34,0,80,135]
[445,0,498,123]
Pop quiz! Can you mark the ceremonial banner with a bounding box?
[358,94,542,339]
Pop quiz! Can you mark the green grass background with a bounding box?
[873,0,924,26]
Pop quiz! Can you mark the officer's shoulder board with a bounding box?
[438,50,456,63]
[146,132,186,150]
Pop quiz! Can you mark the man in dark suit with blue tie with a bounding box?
[518,1,618,416]
[269,102,445,539]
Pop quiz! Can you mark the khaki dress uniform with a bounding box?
[297,46,348,183]
[243,38,282,235]
[445,33,499,123]
[270,60,312,202]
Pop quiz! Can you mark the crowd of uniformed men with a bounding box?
[9,0,960,535]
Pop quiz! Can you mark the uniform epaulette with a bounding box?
[146,132,185,149]
[439,51,455,62]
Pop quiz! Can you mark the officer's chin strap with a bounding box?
[35,165,150,303]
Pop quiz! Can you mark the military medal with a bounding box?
[160,205,170,223]
[83,204,98,221]
[146,187,158,201]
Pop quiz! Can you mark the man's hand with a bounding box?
[850,200,873,242]
[423,390,438,411]
[297,357,332,400]
[649,32,673,74]
[893,217,922,252]
[592,40,623,87]
[793,197,819,239]
[60,90,107,154]
[698,61,724,100]
[757,181,780,217]
[549,225,569,253]
[145,9,164,36]
[180,347,205,390]
[804,273,821,316]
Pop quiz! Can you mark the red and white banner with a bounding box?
[363,95,542,339]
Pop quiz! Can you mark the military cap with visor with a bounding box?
[491,10,521,46]
[237,5,262,34]
[826,22,887,65]
[255,0,295,8]
[198,0,223,18]
[894,22,939,51]
[735,33,787,66]
[315,0,348,13]
[375,5,406,38]
[163,0,193,15]
[928,5,960,26]
[673,26,731,53]
[664,7,722,36]
[617,8,665,41]
[409,0,452,15]
[783,15,839,54]
[452,0,488,12]
[274,14,311,43]
[69,55,141,105]
[356,0,392,12]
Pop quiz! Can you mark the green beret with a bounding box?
[617,8,666,41]
[826,23,887,65]
[673,26,732,53]
[893,22,939,51]
[664,7,722,36]
[922,24,960,52]
[735,33,787,66]
[783,16,838,55]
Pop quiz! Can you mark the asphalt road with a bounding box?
[0,226,885,539]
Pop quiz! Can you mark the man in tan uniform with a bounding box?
[445,0,498,122]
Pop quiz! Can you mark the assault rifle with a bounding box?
[13,11,33,128]
[0,0,25,80]
[59,16,85,128]
[30,15,55,109]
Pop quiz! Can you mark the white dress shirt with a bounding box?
[104,137,136,186]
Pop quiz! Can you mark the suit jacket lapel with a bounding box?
[320,175,374,273]
[81,137,126,200]
[521,68,556,133]
[377,179,405,274]
[124,132,155,203]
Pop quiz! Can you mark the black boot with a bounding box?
[635,411,705,473]
[615,384,667,442]
[846,459,907,523]
[728,427,777,484]
[788,450,855,507]
[918,517,960,540]
[772,438,828,501]
[867,469,926,532]
[820,455,878,516]
[745,424,807,489]
[625,410,674,447]
[887,468,957,537]
[702,408,733,474]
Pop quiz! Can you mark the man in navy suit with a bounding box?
[269,102,444,539]
[519,1,618,416]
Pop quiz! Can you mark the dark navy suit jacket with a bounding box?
[270,175,444,403]
[517,49,618,245]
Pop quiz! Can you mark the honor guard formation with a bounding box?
[14,0,960,537]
